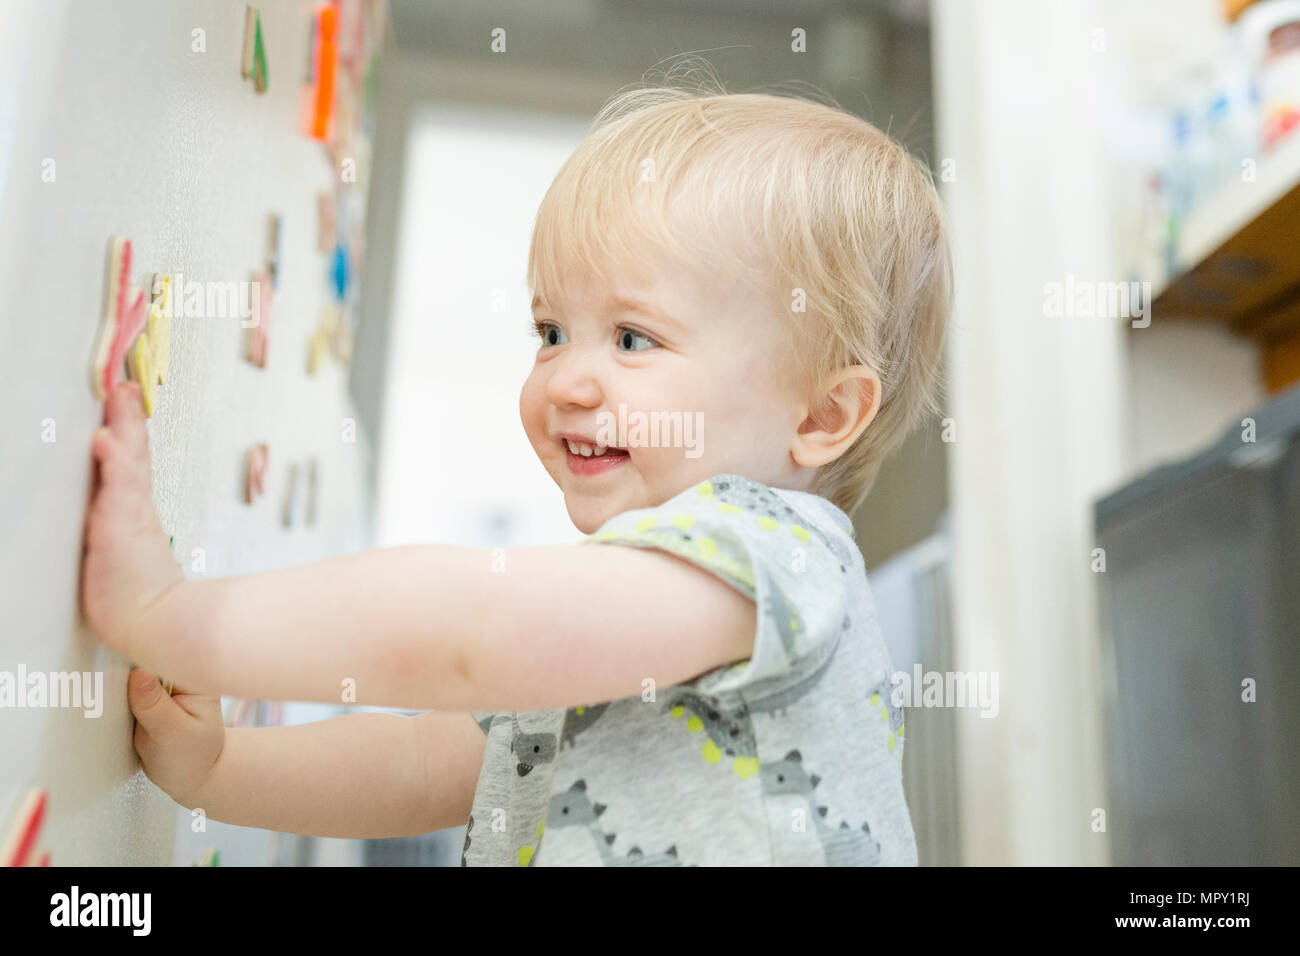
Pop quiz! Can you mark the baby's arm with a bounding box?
[87,381,755,715]
[180,709,485,838]
[134,542,756,712]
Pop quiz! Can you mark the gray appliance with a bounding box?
[1095,386,1300,865]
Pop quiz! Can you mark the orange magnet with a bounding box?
[310,6,337,140]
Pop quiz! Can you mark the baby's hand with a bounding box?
[82,381,185,659]
[127,668,225,807]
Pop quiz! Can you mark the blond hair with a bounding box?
[527,74,952,516]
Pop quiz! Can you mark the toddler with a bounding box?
[82,84,951,866]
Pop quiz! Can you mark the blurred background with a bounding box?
[356,0,1300,866]
[2,0,1297,866]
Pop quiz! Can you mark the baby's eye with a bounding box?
[617,326,657,352]
[532,320,567,347]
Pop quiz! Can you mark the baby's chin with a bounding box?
[563,479,651,535]
[567,498,622,536]
[562,464,719,533]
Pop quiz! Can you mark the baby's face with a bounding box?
[520,252,808,534]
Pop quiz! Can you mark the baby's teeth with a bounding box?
[594,445,607,456]
[566,439,579,454]
[580,443,593,457]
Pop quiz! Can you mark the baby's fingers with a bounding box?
[104,380,150,463]
[129,669,222,728]
[91,425,154,515]
[127,668,188,739]
[91,428,135,485]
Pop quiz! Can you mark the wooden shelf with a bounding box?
[1153,131,1300,344]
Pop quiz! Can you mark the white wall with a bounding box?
[375,104,590,550]
[0,0,373,865]
[1125,321,1263,473]
[934,0,1129,866]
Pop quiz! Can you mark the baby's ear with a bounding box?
[791,367,880,468]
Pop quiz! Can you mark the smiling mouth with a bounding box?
[563,438,629,458]
[562,437,630,476]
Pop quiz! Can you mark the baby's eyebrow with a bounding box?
[531,293,685,334]
[608,295,684,333]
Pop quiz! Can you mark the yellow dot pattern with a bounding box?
[516,477,882,860]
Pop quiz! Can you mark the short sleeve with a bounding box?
[576,474,859,703]
[471,710,495,734]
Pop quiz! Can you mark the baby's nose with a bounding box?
[544,354,605,407]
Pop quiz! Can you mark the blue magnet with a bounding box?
[331,243,347,301]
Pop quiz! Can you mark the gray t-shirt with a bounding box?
[462,473,917,866]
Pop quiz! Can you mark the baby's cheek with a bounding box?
[518,377,546,443]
